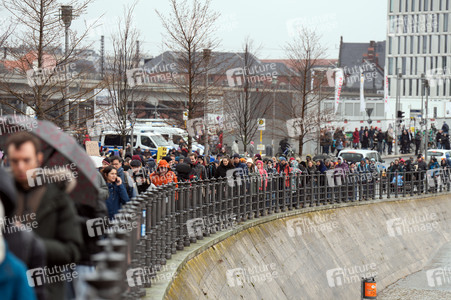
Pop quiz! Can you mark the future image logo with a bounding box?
[26,263,78,287]
[26,164,78,188]
[126,64,178,87]
[226,263,278,287]
[386,210,445,237]
[326,263,377,288]
[26,64,78,87]
[286,213,338,237]
[426,267,451,287]
[225,64,278,87]
[226,168,244,187]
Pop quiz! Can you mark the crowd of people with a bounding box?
[319,122,451,156]
[3,126,451,300]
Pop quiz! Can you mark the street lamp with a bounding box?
[203,48,211,155]
[395,70,402,155]
[422,75,430,162]
[59,5,73,130]
[271,76,278,151]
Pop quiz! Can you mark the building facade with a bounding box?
[386,0,451,121]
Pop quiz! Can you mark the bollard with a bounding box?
[361,277,377,299]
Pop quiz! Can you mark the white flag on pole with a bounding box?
[360,69,365,112]
[334,68,344,114]
[311,70,315,91]
[384,70,390,114]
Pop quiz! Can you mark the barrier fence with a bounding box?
[83,169,451,299]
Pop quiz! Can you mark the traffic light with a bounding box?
[397,111,405,124]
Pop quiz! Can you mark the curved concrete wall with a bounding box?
[166,195,451,300]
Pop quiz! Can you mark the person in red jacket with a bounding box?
[352,128,360,149]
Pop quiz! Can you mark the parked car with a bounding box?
[426,149,451,161]
[338,149,385,164]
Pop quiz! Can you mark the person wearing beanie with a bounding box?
[131,154,142,162]
[150,159,178,187]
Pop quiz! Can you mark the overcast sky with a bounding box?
[7,0,389,59]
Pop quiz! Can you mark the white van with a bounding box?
[137,126,205,155]
[100,130,172,155]
[338,149,385,164]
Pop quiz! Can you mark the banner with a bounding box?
[384,70,390,114]
[334,68,344,114]
[85,141,100,156]
[360,69,365,112]
[157,146,167,162]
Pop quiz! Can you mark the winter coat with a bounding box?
[248,144,255,157]
[361,134,369,148]
[106,182,130,219]
[117,167,137,199]
[335,162,349,173]
[257,168,268,190]
[317,161,328,173]
[276,163,292,187]
[215,162,235,178]
[0,245,37,300]
[150,170,178,187]
[75,171,108,266]
[190,162,208,180]
[4,229,46,300]
[401,133,410,144]
[15,183,83,300]
[352,131,360,143]
[175,163,194,182]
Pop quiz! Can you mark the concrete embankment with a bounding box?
[164,195,451,300]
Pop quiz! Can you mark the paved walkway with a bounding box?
[380,242,451,299]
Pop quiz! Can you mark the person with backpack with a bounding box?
[207,159,218,179]
[110,155,137,199]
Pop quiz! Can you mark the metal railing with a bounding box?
[83,168,451,299]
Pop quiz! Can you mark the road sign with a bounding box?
[157,147,167,162]
[257,144,265,151]
[257,118,265,130]
[183,111,188,121]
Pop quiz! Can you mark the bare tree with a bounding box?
[156,0,220,150]
[223,38,272,153]
[284,26,333,155]
[0,0,102,130]
[101,2,144,149]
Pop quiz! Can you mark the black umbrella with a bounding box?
[0,115,99,207]
[312,154,331,161]
[0,167,17,217]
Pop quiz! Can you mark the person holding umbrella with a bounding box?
[5,132,82,300]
